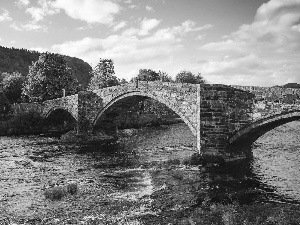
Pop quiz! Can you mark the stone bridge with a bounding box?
[12,81,300,159]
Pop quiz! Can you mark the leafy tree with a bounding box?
[0,91,10,116]
[22,52,79,102]
[136,69,160,81]
[158,70,173,82]
[131,69,173,82]
[175,70,206,84]
[88,58,119,90]
[1,72,25,103]
[119,78,128,85]
[0,46,92,88]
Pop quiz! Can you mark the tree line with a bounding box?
[1,53,205,102]
[0,52,206,116]
[88,58,206,90]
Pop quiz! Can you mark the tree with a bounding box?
[0,91,10,116]
[88,58,119,90]
[131,69,173,82]
[175,70,206,84]
[22,52,79,102]
[158,70,173,82]
[1,72,25,103]
[136,69,160,81]
[119,78,128,85]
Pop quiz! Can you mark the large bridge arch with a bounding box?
[92,91,197,135]
[229,111,300,146]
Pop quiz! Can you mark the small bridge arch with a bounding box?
[229,111,300,146]
[92,91,196,135]
[43,106,78,121]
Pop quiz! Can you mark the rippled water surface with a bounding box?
[1,122,300,223]
[252,121,300,203]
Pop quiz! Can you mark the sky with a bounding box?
[0,0,300,86]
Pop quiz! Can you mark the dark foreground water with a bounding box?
[1,122,300,224]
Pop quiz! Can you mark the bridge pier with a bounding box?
[199,84,255,159]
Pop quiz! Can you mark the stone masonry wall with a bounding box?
[200,84,254,155]
[11,102,43,116]
[232,85,300,121]
[77,91,104,133]
[42,94,79,120]
[92,81,199,135]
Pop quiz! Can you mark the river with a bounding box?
[0,122,300,224]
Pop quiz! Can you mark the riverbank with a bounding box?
[1,123,300,224]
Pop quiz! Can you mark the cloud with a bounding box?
[15,0,30,8]
[138,18,161,35]
[128,5,137,9]
[50,20,204,78]
[25,0,59,22]
[52,0,121,24]
[10,21,47,31]
[146,5,154,12]
[199,0,300,86]
[195,34,205,40]
[0,9,12,22]
[172,20,213,36]
[113,21,127,31]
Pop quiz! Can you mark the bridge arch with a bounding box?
[43,107,78,133]
[43,106,78,121]
[229,111,300,146]
[92,91,196,135]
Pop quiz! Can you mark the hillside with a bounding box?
[282,83,300,88]
[0,46,92,88]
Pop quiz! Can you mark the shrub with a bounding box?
[44,186,66,201]
[4,111,44,135]
[66,182,78,195]
[44,183,78,201]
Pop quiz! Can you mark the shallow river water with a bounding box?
[0,122,300,224]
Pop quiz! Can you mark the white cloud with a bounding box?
[10,21,47,31]
[52,0,121,24]
[198,0,300,86]
[49,19,214,79]
[15,0,30,8]
[196,34,205,40]
[50,20,204,79]
[0,9,12,22]
[146,5,154,12]
[138,18,161,36]
[128,5,137,9]
[173,20,213,35]
[26,0,59,22]
[113,21,127,31]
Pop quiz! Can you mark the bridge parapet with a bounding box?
[252,102,300,121]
